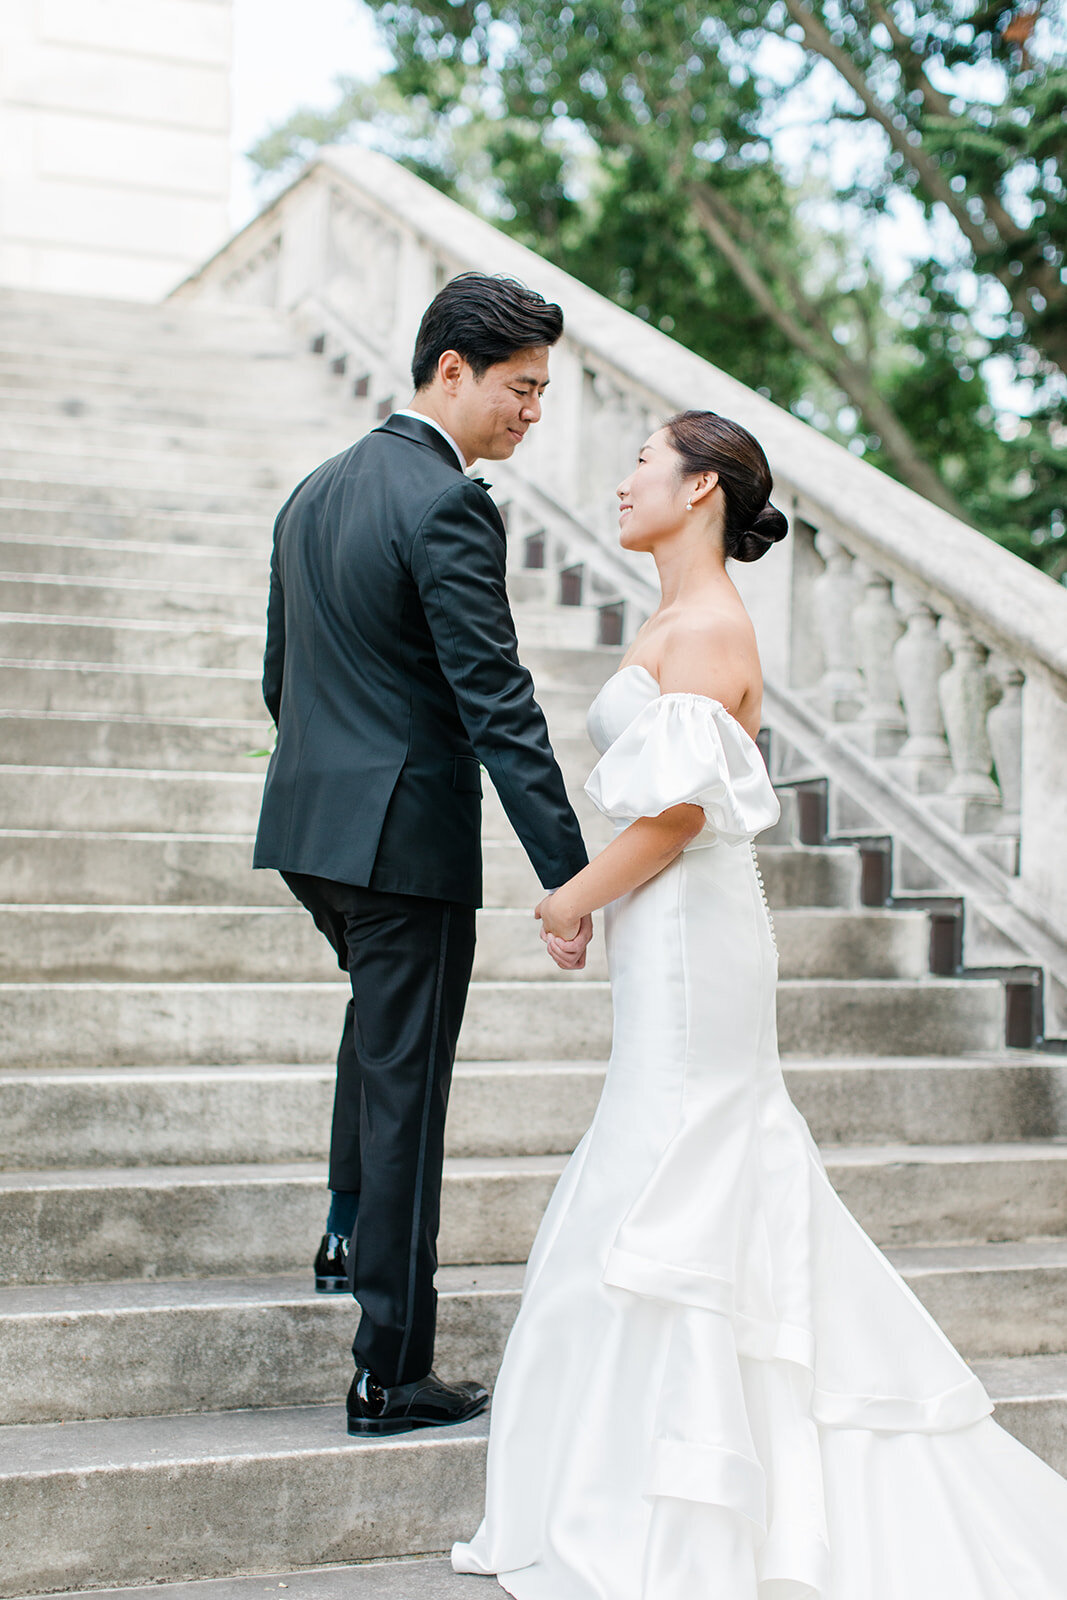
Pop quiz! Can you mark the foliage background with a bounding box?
[250,0,1067,577]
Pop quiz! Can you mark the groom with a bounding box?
[254,272,592,1436]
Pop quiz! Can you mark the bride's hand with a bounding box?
[534,893,581,941]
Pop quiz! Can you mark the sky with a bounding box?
[230,0,387,229]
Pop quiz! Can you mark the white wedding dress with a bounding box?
[452,664,1067,1599]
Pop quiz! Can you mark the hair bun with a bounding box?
[732,501,789,562]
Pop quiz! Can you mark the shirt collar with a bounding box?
[392,408,468,470]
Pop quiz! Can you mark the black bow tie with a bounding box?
[467,474,492,491]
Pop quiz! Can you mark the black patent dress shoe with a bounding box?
[313,1232,349,1293]
[346,1365,489,1436]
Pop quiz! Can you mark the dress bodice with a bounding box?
[586,663,663,755]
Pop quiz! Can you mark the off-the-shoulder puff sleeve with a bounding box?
[584,694,781,844]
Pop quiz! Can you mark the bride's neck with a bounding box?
[652,528,728,608]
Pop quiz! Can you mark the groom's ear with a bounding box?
[436,349,468,395]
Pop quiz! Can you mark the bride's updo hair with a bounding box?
[664,410,789,562]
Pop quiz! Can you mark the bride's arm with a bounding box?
[536,804,705,938]
[538,618,759,940]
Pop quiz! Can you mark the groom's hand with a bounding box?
[545,921,591,970]
[535,894,593,970]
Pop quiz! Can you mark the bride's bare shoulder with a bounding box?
[656,605,761,722]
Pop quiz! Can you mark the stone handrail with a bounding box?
[174,146,1067,1033]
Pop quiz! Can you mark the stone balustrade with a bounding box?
[175,146,1067,1034]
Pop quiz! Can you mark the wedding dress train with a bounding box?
[452,664,1067,1598]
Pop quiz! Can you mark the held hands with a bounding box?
[534,894,593,971]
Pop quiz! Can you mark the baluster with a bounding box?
[812,531,863,720]
[849,563,906,756]
[986,660,1024,837]
[890,591,952,791]
[932,618,1001,831]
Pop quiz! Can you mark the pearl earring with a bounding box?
[685,499,693,511]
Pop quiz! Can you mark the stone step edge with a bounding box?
[0,977,1006,997]
[2,1557,481,1600]
[0,570,267,601]
[0,1053,1054,1086]
[0,660,261,683]
[0,530,266,560]
[0,1053,1047,1079]
[2,1143,1066,1195]
[0,497,265,527]
[2,1354,1066,1473]
[3,1240,1065,1319]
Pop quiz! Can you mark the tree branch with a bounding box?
[689,182,972,520]
[868,0,1029,249]
[781,0,1064,366]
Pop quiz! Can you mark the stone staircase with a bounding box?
[0,288,1065,1598]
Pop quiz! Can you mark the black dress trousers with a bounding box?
[283,871,476,1387]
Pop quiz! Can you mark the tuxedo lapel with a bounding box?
[376,413,465,473]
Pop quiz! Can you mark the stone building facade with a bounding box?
[0,0,232,299]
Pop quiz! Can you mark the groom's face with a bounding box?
[448,347,551,463]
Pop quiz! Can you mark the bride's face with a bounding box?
[616,430,688,552]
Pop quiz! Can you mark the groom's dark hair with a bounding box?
[412,272,564,389]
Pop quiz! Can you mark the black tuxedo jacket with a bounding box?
[253,413,589,906]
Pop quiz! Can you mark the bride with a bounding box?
[452,409,1067,1597]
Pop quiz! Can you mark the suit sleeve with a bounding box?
[262,481,307,727]
[410,478,589,890]
[262,541,286,726]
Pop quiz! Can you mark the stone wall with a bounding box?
[0,0,232,299]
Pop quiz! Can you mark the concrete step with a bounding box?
[0,615,614,689]
[0,1402,489,1598]
[0,832,856,911]
[0,413,352,466]
[0,496,272,547]
[0,901,933,984]
[0,1264,522,1425]
[0,835,541,909]
[0,539,574,624]
[0,663,263,718]
[0,293,314,348]
[0,979,613,1067]
[0,613,265,671]
[3,1558,486,1600]
[0,765,613,846]
[514,604,601,651]
[0,446,307,496]
[0,574,267,625]
[0,712,274,771]
[2,1239,1064,1428]
[0,1367,1064,1599]
[0,1156,566,1284]
[0,904,610,983]
[0,352,336,405]
[0,975,1007,1070]
[0,1062,601,1168]
[3,1140,1063,1288]
[0,387,354,436]
[890,1240,1067,1359]
[0,532,265,586]
[1,1054,1057,1172]
[0,471,279,518]
[970,1353,1067,1477]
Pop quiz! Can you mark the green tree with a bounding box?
[250,0,1066,573]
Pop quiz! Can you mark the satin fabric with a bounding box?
[452,665,1067,1597]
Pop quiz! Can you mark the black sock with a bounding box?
[326,1189,359,1238]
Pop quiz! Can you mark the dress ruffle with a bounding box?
[584,688,781,844]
